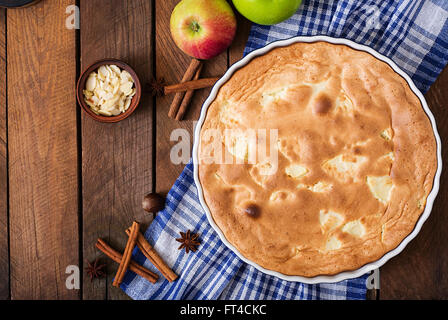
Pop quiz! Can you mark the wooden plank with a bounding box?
[228,10,252,64]
[380,66,448,299]
[155,0,231,195]
[0,8,9,300]
[80,0,153,300]
[7,1,79,299]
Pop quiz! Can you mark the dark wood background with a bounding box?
[0,0,446,300]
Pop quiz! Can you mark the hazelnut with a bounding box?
[142,193,165,214]
[244,204,261,218]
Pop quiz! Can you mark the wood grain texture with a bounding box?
[0,8,9,300]
[155,0,235,194]
[80,0,153,300]
[7,1,79,299]
[228,10,252,65]
[380,66,448,299]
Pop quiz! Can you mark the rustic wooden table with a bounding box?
[0,0,446,300]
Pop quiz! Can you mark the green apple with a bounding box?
[232,0,302,25]
[170,0,237,60]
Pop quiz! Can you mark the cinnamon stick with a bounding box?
[95,239,158,284]
[168,58,202,119]
[113,221,139,287]
[175,64,203,121]
[164,77,219,95]
[126,229,178,283]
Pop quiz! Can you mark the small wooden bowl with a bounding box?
[0,0,41,8]
[76,59,142,123]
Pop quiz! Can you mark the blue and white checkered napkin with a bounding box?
[122,0,448,300]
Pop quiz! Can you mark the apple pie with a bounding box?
[198,41,437,276]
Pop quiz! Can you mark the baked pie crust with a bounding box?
[198,42,437,276]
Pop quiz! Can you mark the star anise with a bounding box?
[85,259,106,282]
[176,230,200,253]
[147,78,166,96]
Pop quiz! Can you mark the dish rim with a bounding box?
[192,35,442,284]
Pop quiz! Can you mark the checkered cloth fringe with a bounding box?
[122,0,448,300]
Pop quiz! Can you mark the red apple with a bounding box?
[170,0,237,60]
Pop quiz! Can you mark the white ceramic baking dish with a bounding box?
[192,35,442,284]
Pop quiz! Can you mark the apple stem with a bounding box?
[190,21,200,33]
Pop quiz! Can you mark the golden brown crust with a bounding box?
[198,42,437,277]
